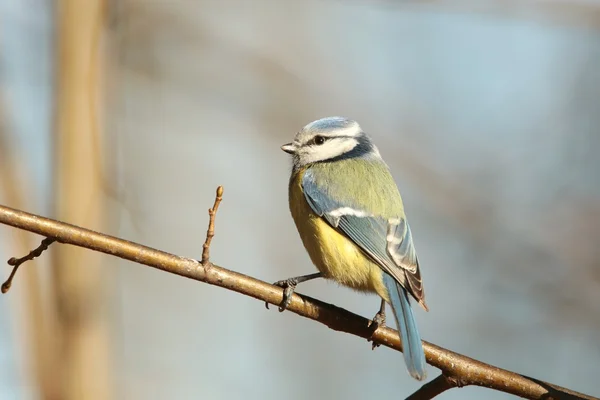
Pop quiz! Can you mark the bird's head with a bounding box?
[281,117,380,169]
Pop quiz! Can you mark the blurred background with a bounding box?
[1,0,599,399]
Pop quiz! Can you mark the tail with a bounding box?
[383,273,427,381]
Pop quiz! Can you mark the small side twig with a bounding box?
[2,237,56,293]
[406,374,457,400]
[201,186,224,265]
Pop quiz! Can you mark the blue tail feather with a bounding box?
[383,273,427,381]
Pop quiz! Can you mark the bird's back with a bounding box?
[303,158,404,218]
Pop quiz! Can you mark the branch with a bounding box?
[201,186,223,265]
[0,200,597,400]
[406,374,456,400]
[2,237,55,293]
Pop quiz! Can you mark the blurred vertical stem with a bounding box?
[0,100,60,399]
[52,0,114,399]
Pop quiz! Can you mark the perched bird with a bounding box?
[273,116,428,380]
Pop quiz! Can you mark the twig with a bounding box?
[201,186,223,265]
[2,237,56,293]
[0,201,597,400]
[406,374,456,400]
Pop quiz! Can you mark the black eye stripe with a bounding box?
[304,134,357,146]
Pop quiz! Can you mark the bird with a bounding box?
[272,116,428,380]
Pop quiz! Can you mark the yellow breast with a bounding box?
[288,168,389,301]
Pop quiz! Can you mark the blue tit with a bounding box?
[274,116,428,381]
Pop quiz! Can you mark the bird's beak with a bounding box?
[281,143,296,154]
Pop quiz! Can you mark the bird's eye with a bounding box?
[314,136,325,145]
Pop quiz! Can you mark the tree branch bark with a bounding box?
[405,374,455,400]
[0,203,597,400]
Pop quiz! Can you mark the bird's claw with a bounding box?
[368,310,386,350]
[265,278,298,312]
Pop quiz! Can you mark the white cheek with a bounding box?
[298,151,322,165]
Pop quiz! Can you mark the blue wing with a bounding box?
[302,169,426,308]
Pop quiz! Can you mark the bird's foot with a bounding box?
[265,278,299,312]
[368,307,386,350]
[265,273,322,312]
